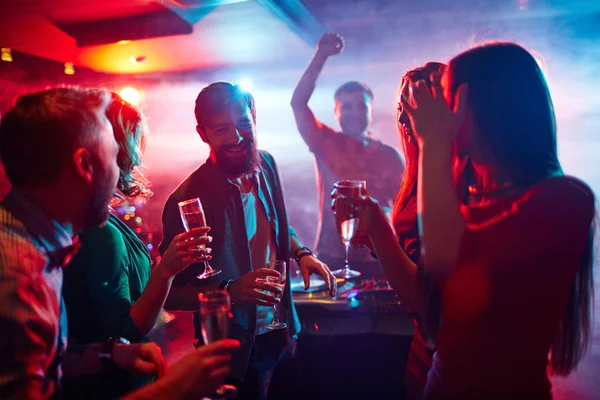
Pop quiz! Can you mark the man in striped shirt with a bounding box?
[0,88,121,399]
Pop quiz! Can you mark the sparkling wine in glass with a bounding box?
[332,180,366,279]
[198,290,237,399]
[178,197,221,279]
[266,260,287,330]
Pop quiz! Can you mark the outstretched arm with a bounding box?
[289,230,336,296]
[291,33,344,151]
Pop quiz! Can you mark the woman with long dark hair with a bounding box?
[340,42,595,399]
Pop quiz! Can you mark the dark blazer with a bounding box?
[159,150,301,379]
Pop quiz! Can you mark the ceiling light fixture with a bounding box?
[120,87,141,105]
[1,48,12,62]
[129,56,147,64]
[64,62,75,75]
[239,78,253,91]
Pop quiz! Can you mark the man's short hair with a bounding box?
[334,81,374,102]
[194,82,256,129]
[0,87,111,187]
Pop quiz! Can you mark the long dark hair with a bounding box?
[392,62,447,226]
[446,42,561,186]
[446,42,594,375]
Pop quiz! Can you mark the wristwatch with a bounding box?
[98,337,129,371]
[295,246,314,264]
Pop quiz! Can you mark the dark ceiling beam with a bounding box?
[255,0,324,46]
[54,8,193,48]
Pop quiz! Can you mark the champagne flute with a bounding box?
[332,180,366,279]
[178,197,221,279]
[198,290,237,399]
[266,260,287,330]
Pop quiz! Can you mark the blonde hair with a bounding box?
[106,93,151,199]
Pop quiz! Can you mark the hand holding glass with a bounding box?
[178,197,221,279]
[332,180,366,279]
[198,290,237,399]
[266,260,287,330]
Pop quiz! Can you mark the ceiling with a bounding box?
[0,0,315,74]
[1,0,599,75]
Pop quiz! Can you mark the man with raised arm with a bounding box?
[291,33,405,278]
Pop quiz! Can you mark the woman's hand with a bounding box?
[157,227,213,277]
[351,229,374,251]
[400,72,468,146]
[330,184,387,246]
[331,193,388,238]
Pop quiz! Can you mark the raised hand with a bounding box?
[158,227,213,276]
[399,72,468,146]
[227,269,283,306]
[316,33,344,58]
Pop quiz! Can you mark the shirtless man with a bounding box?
[291,33,404,278]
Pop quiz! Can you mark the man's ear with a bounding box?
[196,125,208,143]
[72,148,93,183]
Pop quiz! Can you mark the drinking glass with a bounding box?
[178,197,221,279]
[332,180,366,279]
[198,290,237,399]
[266,260,287,330]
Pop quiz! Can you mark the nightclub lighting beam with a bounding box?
[255,0,324,46]
[239,78,253,91]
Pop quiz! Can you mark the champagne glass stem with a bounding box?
[203,261,213,273]
[344,241,350,274]
[196,261,221,279]
[272,304,279,325]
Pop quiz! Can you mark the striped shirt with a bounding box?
[0,190,73,399]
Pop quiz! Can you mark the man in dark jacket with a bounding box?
[160,82,336,400]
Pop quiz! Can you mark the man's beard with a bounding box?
[211,139,259,178]
[83,171,117,229]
